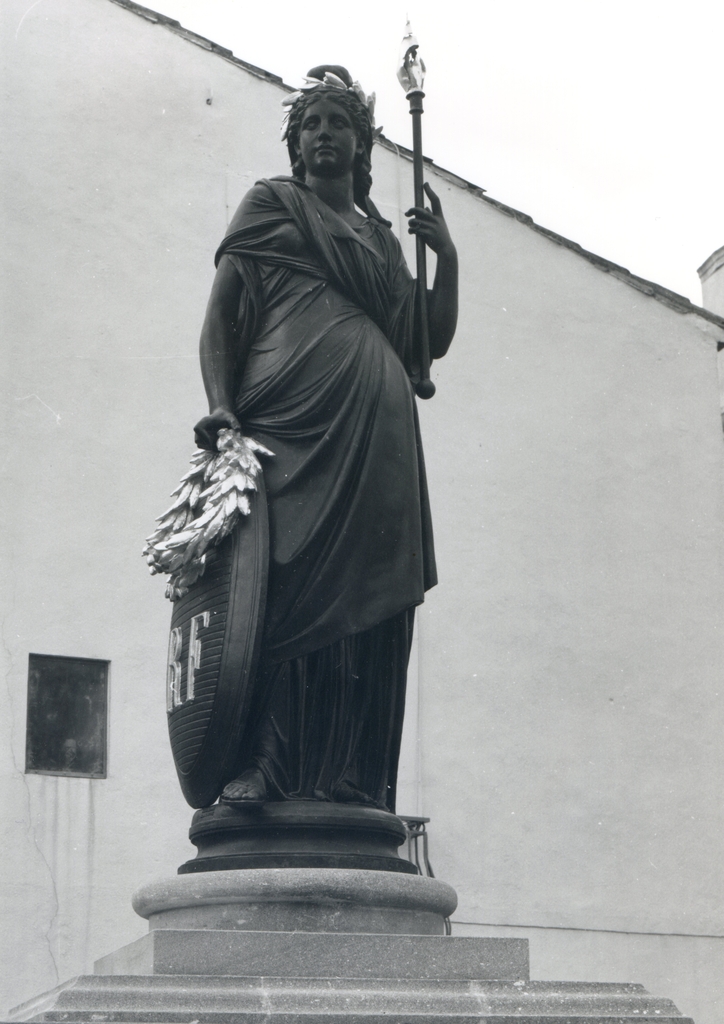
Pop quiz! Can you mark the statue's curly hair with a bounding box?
[285,66,389,225]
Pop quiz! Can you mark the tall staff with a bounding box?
[398,22,435,400]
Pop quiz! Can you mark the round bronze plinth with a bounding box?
[179,802,417,875]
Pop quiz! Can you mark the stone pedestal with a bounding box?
[131,867,455,934]
[8,867,695,1023]
[94,929,528,981]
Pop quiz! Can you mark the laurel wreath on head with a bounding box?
[143,429,273,602]
[280,71,383,143]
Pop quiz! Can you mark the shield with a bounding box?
[165,475,269,808]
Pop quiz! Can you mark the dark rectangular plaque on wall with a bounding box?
[25,654,109,778]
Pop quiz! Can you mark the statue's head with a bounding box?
[282,66,386,221]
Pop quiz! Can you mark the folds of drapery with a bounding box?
[213,178,437,664]
[248,608,415,811]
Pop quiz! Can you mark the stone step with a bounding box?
[94,931,529,981]
[8,975,694,1023]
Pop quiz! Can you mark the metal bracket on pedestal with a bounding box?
[399,815,451,935]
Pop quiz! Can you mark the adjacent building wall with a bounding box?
[699,244,724,318]
[697,245,724,423]
[2,1,723,1021]
[413,202,724,1021]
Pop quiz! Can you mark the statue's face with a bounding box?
[297,96,363,179]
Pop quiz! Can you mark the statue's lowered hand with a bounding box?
[194,407,241,451]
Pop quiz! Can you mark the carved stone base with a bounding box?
[8,868,694,1023]
[132,867,457,935]
[179,801,416,874]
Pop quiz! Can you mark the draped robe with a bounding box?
[215,178,437,809]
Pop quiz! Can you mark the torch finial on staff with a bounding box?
[397,21,435,399]
[397,19,426,94]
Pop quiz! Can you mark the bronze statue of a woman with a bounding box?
[182,65,457,814]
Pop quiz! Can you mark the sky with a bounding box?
[146,0,724,305]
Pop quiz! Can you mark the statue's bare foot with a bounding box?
[331,780,377,806]
[220,768,267,805]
